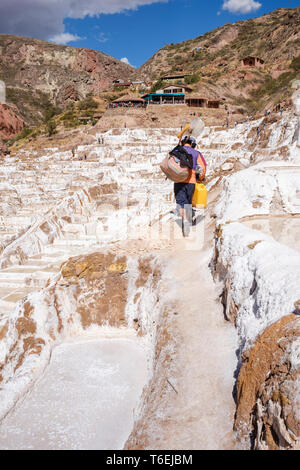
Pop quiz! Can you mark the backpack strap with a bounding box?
[199,152,207,168]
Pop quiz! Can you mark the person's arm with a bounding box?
[195,154,205,181]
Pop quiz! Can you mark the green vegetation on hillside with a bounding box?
[185,74,200,84]
[46,120,57,137]
[14,127,32,141]
[5,87,61,126]
[150,79,165,93]
[291,55,300,71]
[7,93,105,149]
[245,63,299,112]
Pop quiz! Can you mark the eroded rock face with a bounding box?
[0,103,24,139]
[59,252,128,328]
[220,276,240,324]
[235,314,300,450]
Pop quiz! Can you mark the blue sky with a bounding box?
[62,0,299,67]
[0,0,298,68]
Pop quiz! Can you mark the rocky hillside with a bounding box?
[0,35,134,126]
[136,7,300,113]
[0,103,25,140]
[0,7,299,138]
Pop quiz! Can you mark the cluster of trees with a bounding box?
[13,94,101,143]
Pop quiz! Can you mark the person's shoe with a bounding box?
[192,209,196,225]
[182,221,190,238]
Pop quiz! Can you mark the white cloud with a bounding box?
[120,57,136,68]
[222,0,262,14]
[97,32,109,43]
[50,33,84,45]
[0,0,168,43]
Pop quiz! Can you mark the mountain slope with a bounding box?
[136,7,300,112]
[0,7,299,131]
[0,35,134,126]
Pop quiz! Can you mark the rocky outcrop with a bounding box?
[0,103,24,139]
[59,252,128,329]
[235,314,300,450]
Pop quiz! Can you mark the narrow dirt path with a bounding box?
[124,216,239,450]
[156,242,238,450]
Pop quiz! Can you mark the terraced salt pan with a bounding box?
[215,164,300,224]
[216,222,300,346]
[242,215,300,253]
[0,331,148,450]
[0,116,298,449]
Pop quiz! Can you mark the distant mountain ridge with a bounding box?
[0,7,299,133]
[0,35,134,126]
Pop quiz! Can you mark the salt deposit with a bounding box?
[0,106,299,449]
[0,331,147,450]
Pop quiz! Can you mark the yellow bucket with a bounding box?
[192,183,207,209]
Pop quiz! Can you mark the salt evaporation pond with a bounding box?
[0,333,148,450]
[242,216,300,253]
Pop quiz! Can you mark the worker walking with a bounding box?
[174,136,206,237]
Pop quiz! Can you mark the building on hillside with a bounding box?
[141,84,193,105]
[161,73,190,84]
[162,85,193,94]
[185,95,208,108]
[185,94,221,109]
[207,100,221,109]
[110,94,146,108]
[242,56,264,67]
[113,82,132,88]
[142,91,185,105]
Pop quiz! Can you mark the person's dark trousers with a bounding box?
[174,183,195,224]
